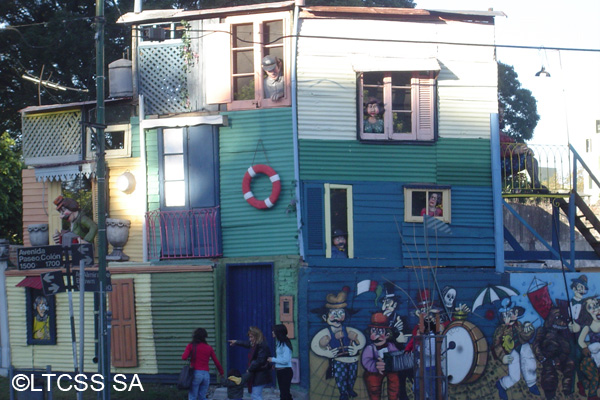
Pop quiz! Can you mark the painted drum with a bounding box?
[443,320,488,385]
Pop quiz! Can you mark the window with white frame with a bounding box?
[205,12,291,110]
[404,187,451,223]
[359,71,436,142]
[325,184,354,259]
[87,124,131,159]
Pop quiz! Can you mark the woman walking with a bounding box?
[268,324,294,400]
[229,326,272,400]
[182,327,224,400]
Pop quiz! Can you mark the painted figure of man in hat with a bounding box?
[52,195,98,245]
[261,55,284,101]
[331,229,348,258]
[493,297,540,400]
[311,287,365,400]
[361,312,401,400]
[569,274,589,333]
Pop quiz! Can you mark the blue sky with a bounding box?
[416,0,600,146]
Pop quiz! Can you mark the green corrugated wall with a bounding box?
[145,128,160,213]
[151,271,217,374]
[299,137,491,186]
[220,108,299,256]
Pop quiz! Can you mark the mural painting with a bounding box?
[306,270,600,400]
[26,288,57,345]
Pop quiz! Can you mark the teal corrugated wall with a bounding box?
[130,117,140,158]
[151,271,217,374]
[299,137,491,186]
[220,108,299,257]
[145,128,160,212]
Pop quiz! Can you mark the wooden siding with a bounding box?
[6,273,158,374]
[151,270,217,374]
[296,18,497,141]
[106,157,145,262]
[21,169,50,246]
[303,181,495,267]
[219,108,299,257]
[299,137,491,186]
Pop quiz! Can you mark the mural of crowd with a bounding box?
[306,272,600,400]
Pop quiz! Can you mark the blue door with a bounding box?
[226,264,275,376]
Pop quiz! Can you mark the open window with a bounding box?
[355,58,439,142]
[205,12,291,110]
[87,124,131,159]
[325,184,354,259]
[404,186,451,223]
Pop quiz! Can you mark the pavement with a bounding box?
[211,385,308,400]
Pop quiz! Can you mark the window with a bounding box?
[359,71,436,142]
[87,124,131,159]
[325,184,354,258]
[404,187,451,223]
[205,12,291,109]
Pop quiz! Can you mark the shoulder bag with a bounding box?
[177,343,196,390]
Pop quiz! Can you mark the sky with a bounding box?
[415,0,600,147]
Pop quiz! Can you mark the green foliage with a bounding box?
[0,132,24,244]
[498,61,540,142]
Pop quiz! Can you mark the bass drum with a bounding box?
[443,320,488,385]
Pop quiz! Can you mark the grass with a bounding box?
[0,375,190,400]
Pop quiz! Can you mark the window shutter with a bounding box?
[304,183,325,256]
[205,23,232,104]
[109,279,138,367]
[414,73,435,141]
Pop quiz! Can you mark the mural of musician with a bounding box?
[492,297,541,400]
[310,287,366,400]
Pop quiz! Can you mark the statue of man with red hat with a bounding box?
[52,195,98,245]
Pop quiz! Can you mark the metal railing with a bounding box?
[145,207,222,260]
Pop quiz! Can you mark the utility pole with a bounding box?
[94,0,110,398]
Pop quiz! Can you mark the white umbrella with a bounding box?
[472,285,520,312]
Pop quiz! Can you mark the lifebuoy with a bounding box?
[242,164,281,209]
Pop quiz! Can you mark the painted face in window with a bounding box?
[367,103,380,118]
[333,235,346,250]
[429,193,440,208]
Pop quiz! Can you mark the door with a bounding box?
[226,264,275,373]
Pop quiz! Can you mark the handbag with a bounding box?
[177,343,196,390]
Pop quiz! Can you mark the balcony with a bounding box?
[145,207,222,260]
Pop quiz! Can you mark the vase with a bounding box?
[106,218,131,261]
[28,224,49,246]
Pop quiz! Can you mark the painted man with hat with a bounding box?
[261,55,284,101]
[331,229,348,258]
[492,297,540,400]
[52,195,98,245]
[569,274,589,333]
[361,312,401,400]
[311,287,365,400]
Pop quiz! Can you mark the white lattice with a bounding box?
[138,43,188,115]
[22,111,82,162]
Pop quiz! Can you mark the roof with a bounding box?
[16,276,42,289]
[117,2,504,25]
[19,98,131,115]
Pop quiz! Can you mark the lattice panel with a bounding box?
[138,43,188,115]
[22,111,82,160]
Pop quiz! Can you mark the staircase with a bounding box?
[556,193,600,257]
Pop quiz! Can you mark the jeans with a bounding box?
[188,370,210,400]
[251,384,266,400]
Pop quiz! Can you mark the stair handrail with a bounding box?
[570,143,600,190]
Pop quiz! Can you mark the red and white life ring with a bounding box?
[242,164,281,209]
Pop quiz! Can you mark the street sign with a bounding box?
[41,271,66,296]
[17,246,63,270]
[68,243,94,266]
[72,270,112,292]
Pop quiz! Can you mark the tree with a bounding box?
[498,61,540,142]
[0,132,24,243]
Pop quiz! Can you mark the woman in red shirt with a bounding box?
[182,327,224,400]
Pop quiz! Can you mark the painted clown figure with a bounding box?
[493,298,540,399]
[311,287,366,400]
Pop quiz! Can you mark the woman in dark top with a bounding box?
[229,326,272,400]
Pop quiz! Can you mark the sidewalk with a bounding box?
[211,385,308,400]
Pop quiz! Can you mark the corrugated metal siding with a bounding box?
[7,274,157,374]
[220,108,299,257]
[107,158,145,262]
[145,128,160,213]
[299,138,491,186]
[151,270,217,374]
[296,18,497,141]
[130,117,140,158]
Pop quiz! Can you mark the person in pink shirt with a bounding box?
[182,327,224,400]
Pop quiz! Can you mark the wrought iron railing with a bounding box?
[145,207,222,260]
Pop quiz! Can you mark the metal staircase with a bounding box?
[555,193,600,257]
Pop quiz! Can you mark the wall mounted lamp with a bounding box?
[117,171,136,194]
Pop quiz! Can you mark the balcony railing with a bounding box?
[145,207,222,260]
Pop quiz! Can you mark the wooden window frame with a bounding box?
[404,187,451,223]
[324,184,354,258]
[358,71,436,142]
[86,123,131,159]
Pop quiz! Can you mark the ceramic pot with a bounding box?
[28,224,49,246]
[106,218,130,261]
